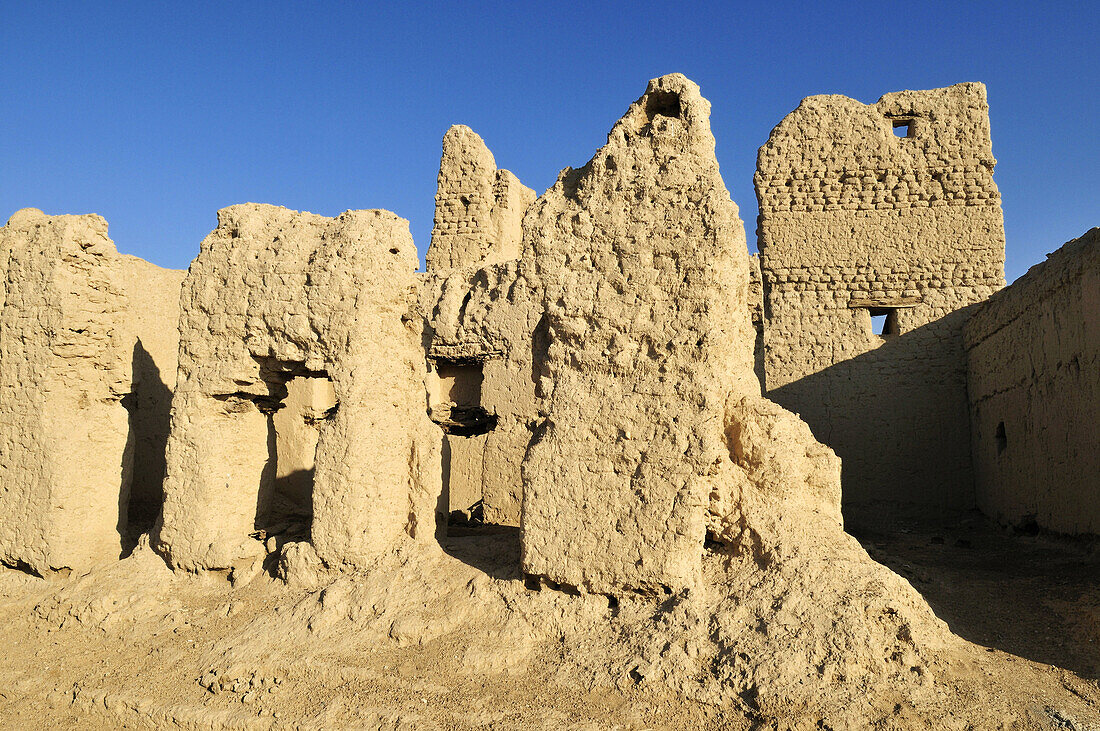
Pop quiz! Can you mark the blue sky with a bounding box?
[1,1,1096,281]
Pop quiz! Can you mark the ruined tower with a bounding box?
[755,83,1006,519]
[0,210,133,575]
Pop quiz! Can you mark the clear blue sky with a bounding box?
[1,1,1096,282]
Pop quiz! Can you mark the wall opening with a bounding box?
[428,356,498,527]
[428,358,496,436]
[266,375,337,538]
[230,361,338,546]
[892,119,913,138]
[868,307,901,337]
[995,421,1007,455]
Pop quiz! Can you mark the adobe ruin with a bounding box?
[0,74,1096,727]
[155,204,441,574]
[0,209,181,575]
[0,210,134,575]
[755,83,1006,520]
[422,125,539,526]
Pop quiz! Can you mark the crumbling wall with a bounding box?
[0,209,133,574]
[426,125,535,272]
[748,253,765,387]
[422,125,538,525]
[118,256,185,533]
[512,80,952,716]
[754,83,1006,518]
[520,75,763,593]
[156,204,440,573]
[965,228,1100,534]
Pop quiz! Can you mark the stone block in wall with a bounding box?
[0,209,133,575]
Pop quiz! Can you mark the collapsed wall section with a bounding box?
[422,125,538,525]
[965,228,1100,534]
[755,83,1006,517]
[422,264,543,525]
[520,74,760,593]
[0,209,132,575]
[157,204,440,572]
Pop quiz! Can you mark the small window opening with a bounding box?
[644,90,682,122]
[995,421,1007,454]
[868,307,900,337]
[892,119,913,138]
[428,358,496,436]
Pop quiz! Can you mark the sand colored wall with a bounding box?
[754,83,1005,517]
[423,265,543,525]
[519,75,761,593]
[118,255,185,532]
[156,204,441,572]
[0,209,133,575]
[965,228,1100,534]
[426,125,535,271]
[422,125,539,526]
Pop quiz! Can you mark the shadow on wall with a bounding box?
[123,339,173,549]
[767,308,977,527]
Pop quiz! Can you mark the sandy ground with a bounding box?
[0,515,1097,730]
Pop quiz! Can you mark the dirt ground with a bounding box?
[0,514,1097,730]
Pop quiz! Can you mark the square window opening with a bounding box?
[892,119,913,138]
[868,307,900,337]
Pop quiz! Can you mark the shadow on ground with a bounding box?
[441,524,523,582]
[853,513,1100,679]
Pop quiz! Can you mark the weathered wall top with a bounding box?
[756,82,998,218]
[427,125,535,271]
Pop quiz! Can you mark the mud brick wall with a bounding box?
[965,228,1100,534]
[755,84,1005,518]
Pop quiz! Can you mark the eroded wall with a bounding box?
[520,75,763,593]
[0,209,133,574]
[157,204,441,572]
[965,228,1100,534]
[422,125,539,525]
[755,83,1006,518]
[426,125,534,272]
